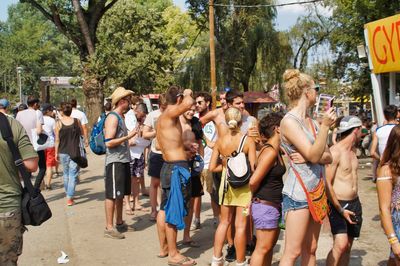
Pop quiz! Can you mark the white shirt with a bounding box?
[143,109,162,154]
[43,115,56,147]
[203,121,217,169]
[16,109,44,143]
[376,124,396,156]
[71,109,88,125]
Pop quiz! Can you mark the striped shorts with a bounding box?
[105,162,131,199]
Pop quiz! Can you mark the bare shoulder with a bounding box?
[280,115,301,130]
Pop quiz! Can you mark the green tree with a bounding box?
[95,0,174,94]
[289,12,333,71]
[186,0,277,91]
[20,0,120,125]
[327,0,400,99]
[0,3,76,102]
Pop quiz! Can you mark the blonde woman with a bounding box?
[279,69,336,265]
[209,107,256,266]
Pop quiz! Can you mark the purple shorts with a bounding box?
[251,201,281,230]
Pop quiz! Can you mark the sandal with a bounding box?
[168,257,196,266]
[157,253,168,258]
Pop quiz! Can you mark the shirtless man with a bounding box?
[156,86,196,266]
[326,116,363,266]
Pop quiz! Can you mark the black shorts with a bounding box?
[160,161,191,211]
[148,152,164,178]
[105,162,131,200]
[191,174,204,197]
[211,172,222,204]
[328,197,363,238]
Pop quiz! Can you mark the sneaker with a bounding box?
[104,228,125,239]
[211,255,225,266]
[66,199,74,206]
[225,245,236,262]
[191,219,201,230]
[246,243,255,256]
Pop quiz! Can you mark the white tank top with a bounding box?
[376,124,396,156]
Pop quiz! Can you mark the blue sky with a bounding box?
[0,0,318,31]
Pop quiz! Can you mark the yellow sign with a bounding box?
[365,14,400,73]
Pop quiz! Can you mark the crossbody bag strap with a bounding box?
[281,147,311,197]
[0,113,36,196]
[237,135,247,153]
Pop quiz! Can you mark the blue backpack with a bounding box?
[89,112,121,155]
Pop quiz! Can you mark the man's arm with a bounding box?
[36,110,43,134]
[166,89,195,119]
[104,115,137,148]
[82,124,88,146]
[199,109,217,126]
[325,148,356,224]
[370,131,380,160]
[24,157,39,172]
[142,125,156,139]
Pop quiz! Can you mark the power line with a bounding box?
[212,0,324,8]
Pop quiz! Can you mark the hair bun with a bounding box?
[228,119,238,129]
[283,69,300,82]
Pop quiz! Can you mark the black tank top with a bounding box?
[58,118,81,155]
[254,145,286,204]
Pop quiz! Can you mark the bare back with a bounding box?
[156,108,187,161]
[331,144,359,200]
[217,132,255,170]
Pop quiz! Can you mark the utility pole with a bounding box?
[17,67,23,103]
[209,0,217,109]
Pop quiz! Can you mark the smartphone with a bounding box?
[316,94,335,117]
[350,214,359,223]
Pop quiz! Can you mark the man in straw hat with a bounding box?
[103,87,139,239]
[156,85,197,265]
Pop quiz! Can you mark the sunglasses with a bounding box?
[196,101,204,105]
[312,84,320,92]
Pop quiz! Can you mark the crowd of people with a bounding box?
[2,68,400,266]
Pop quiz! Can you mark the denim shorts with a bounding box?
[251,202,281,230]
[282,194,308,214]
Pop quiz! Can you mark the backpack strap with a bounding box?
[237,135,247,153]
[0,113,37,197]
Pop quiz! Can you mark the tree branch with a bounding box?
[72,0,95,55]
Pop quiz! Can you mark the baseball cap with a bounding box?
[0,99,10,109]
[337,116,362,134]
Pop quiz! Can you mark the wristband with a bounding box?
[388,233,397,239]
[389,237,399,245]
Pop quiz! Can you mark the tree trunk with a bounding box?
[82,67,104,128]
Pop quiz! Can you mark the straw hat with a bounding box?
[110,87,134,106]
